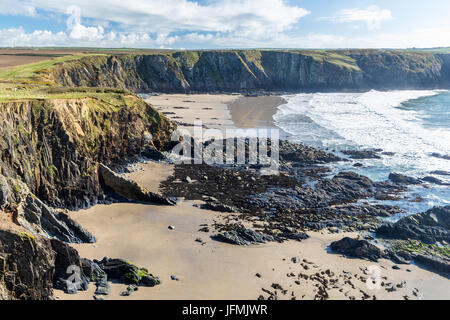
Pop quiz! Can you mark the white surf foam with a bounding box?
[274,90,450,180]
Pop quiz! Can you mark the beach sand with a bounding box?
[57,94,450,300]
[58,163,449,300]
[144,94,238,134]
[144,94,287,134]
[228,96,286,128]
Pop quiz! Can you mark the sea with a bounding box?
[274,90,450,218]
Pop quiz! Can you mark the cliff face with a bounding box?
[50,50,450,93]
[0,225,55,300]
[0,93,174,209]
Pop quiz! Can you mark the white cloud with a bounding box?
[0,1,448,49]
[18,0,309,36]
[321,5,392,30]
[0,0,37,16]
[65,6,105,40]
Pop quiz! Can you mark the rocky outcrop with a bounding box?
[388,173,422,185]
[330,237,385,262]
[51,239,90,293]
[50,50,450,93]
[98,164,175,205]
[0,95,174,209]
[1,175,94,243]
[0,89,175,299]
[0,227,55,300]
[94,257,160,287]
[376,206,450,244]
[212,227,275,246]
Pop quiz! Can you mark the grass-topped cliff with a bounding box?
[0,48,449,300]
[0,52,178,299]
[0,54,175,209]
[47,49,450,92]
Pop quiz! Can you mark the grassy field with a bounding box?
[0,53,102,82]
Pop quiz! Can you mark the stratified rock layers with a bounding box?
[51,50,450,93]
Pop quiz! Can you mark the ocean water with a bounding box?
[274,90,450,216]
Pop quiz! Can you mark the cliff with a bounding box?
[0,86,175,299]
[50,50,450,93]
[1,48,449,299]
[0,90,174,209]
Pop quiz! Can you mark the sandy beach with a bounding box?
[144,94,287,134]
[57,94,450,301]
[59,183,449,300]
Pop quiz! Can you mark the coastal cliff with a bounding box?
[50,50,450,92]
[0,91,174,209]
[1,49,449,299]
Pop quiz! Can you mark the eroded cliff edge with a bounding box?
[50,50,450,92]
[0,84,175,298]
[1,49,449,299]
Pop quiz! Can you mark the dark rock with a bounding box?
[430,153,450,160]
[343,150,381,159]
[412,254,450,274]
[0,228,55,300]
[200,202,238,213]
[212,227,274,246]
[386,250,410,265]
[388,173,422,185]
[281,232,309,241]
[51,239,90,293]
[99,164,176,205]
[430,170,450,176]
[376,206,450,244]
[422,176,447,185]
[120,284,138,296]
[94,257,161,287]
[329,237,385,262]
[81,258,108,295]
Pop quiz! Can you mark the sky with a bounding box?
[0,0,449,49]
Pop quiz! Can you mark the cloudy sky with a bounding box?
[1,0,449,49]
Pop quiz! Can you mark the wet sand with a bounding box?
[144,94,287,134]
[228,96,287,128]
[57,94,450,300]
[144,94,238,134]
[58,162,450,300]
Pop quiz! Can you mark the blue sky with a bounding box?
[0,0,449,48]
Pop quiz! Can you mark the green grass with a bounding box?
[0,54,103,82]
[300,51,361,71]
[0,83,134,102]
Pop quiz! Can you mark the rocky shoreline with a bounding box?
[1,116,448,300]
[158,137,450,279]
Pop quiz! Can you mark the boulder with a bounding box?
[94,257,161,287]
[50,239,90,294]
[212,227,274,246]
[376,206,450,244]
[330,237,385,262]
[98,164,176,205]
[388,173,421,185]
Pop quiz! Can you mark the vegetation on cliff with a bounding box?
[0,53,177,299]
[47,49,450,93]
